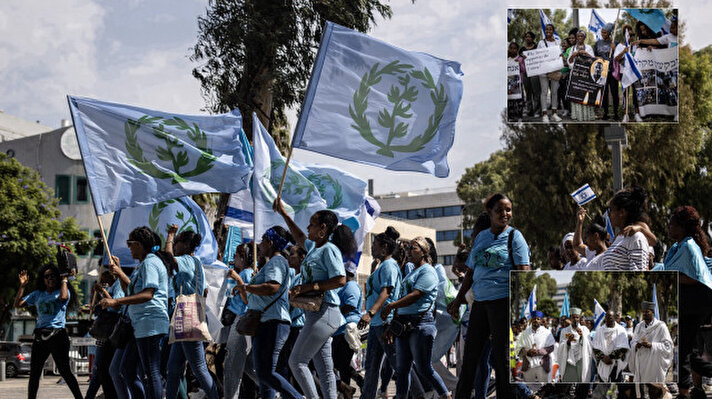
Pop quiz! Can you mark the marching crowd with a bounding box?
[508,20,678,123]
[12,185,712,399]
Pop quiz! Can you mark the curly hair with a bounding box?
[175,230,203,255]
[35,265,78,310]
[610,187,648,227]
[671,206,710,255]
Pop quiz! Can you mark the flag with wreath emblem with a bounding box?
[67,96,251,214]
[252,113,367,240]
[291,22,464,178]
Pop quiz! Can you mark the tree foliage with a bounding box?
[510,272,559,319]
[0,154,89,322]
[191,0,395,150]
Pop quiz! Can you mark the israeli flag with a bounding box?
[507,9,515,24]
[653,283,660,320]
[291,21,464,178]
[593,299,606,330]
[589,10,606,41]
[345,196,381,272]
[603,210,615,244]
[620,29,642,89]
[523,284,537,319]
[624,9,667,34]
[539,9,561,42]
[67,96,251,215]
[571,184,597,206]
[252,114,367,240]
[104,196,217,268]
[560,292,570,318]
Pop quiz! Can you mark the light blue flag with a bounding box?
[539,9,561,42]
[560,292,570,318]
[253,114,367,240]
[624,9,667,33]
[593,298,606,330]
[67,96,251,215]
[589,9,606,41]
[652,283,660,320]
[104,196,217,268]
[604,210,615,244]
[291,21,464,178]
[222,226,243,264]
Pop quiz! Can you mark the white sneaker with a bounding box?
[542,114,549,123]
[561,109,568,117]
[623,114,629,123]
[533,112,541,118]
[634,113,643,122]
[551,113,562,122]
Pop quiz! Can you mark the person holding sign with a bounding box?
[566,31,595,121]
[537,24,563,122]
[594,23,620,121]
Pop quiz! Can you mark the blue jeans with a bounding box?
[253,320,302,399]
[166,341,219,399]
[111,339,144,399]
[136,334,165,399]
[289,303,341,399]
[514,382,533,398]
[224,315,257,399]
[395,314,448,399]
[362,324,427,399]
[473,339,493,399]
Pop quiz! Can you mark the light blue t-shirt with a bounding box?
[663,237,712,290]
[128,253,169,338]
[335,280,363,336]
[289,270,305,328]
[105,279,125,314]
[227,268,254,316]
[433,263,451,309]
[401,262,415,278]
[399,264,438,315]
[365,258,402,326]
[466,227,529,301]
[23,289,69,329]
[247,255,291,323]
[174,255,206,296]
[301,240,346,306]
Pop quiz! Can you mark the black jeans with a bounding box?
[602,69,620,118]
[29,328,83,399]
[455,298,513,399]
[332,333,355,385]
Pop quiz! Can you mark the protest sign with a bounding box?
[522,46,563,76]
[565,56,609,105]
[507,59,522,100]
[633,47,678,117]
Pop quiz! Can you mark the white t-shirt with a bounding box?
[538,38,561,49]
[657,33,678,47]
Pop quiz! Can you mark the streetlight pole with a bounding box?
[604,126,627,192]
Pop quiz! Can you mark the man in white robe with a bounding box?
[556,307,592,383]
[515,310,556,384]
[629,301,674,383]
[592,312,629,382]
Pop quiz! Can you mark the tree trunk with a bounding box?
[610,279,622,315]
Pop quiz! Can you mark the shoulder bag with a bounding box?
[236,262,289,336]
[169,256,212,343]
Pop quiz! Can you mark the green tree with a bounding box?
[0,154,89,324]
[507,9,571,46]
[538,297,560,319]
[510,272,558,319]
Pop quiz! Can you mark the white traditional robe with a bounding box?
[556,324,592,382]
[628,318,673,382]
[591,323,630,382]
[515,325,556,382]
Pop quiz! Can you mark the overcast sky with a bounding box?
[0,1,705,195]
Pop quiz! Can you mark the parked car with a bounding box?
[0,341,32,378]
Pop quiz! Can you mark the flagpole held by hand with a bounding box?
[276,145,294,199]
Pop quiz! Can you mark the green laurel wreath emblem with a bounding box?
[258,160,316,214]
[306,173,343,210]
[349,60,448,157]
[125,115,217,184]
[149,199,198,245]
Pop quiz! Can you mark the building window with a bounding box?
[55,175,71,205]
[438,255,455,265]
[407,208,426,219]
[436,230,460,241]
[92,230,104,257]
[426,207,444,218]
[388,210,408,219]
[74,176,89,203]
[442,205,462,217]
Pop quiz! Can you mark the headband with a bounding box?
[265,228,289,252]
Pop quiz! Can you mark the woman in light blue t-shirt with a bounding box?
[100,226,171,399]
[164,226,218,399]
[447,193,530,399]
[15,265,82,399]
[275,200,356,399]
[381,236,449,399]
[235,226,302,399]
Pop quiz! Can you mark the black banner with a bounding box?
[565,56,609,106]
